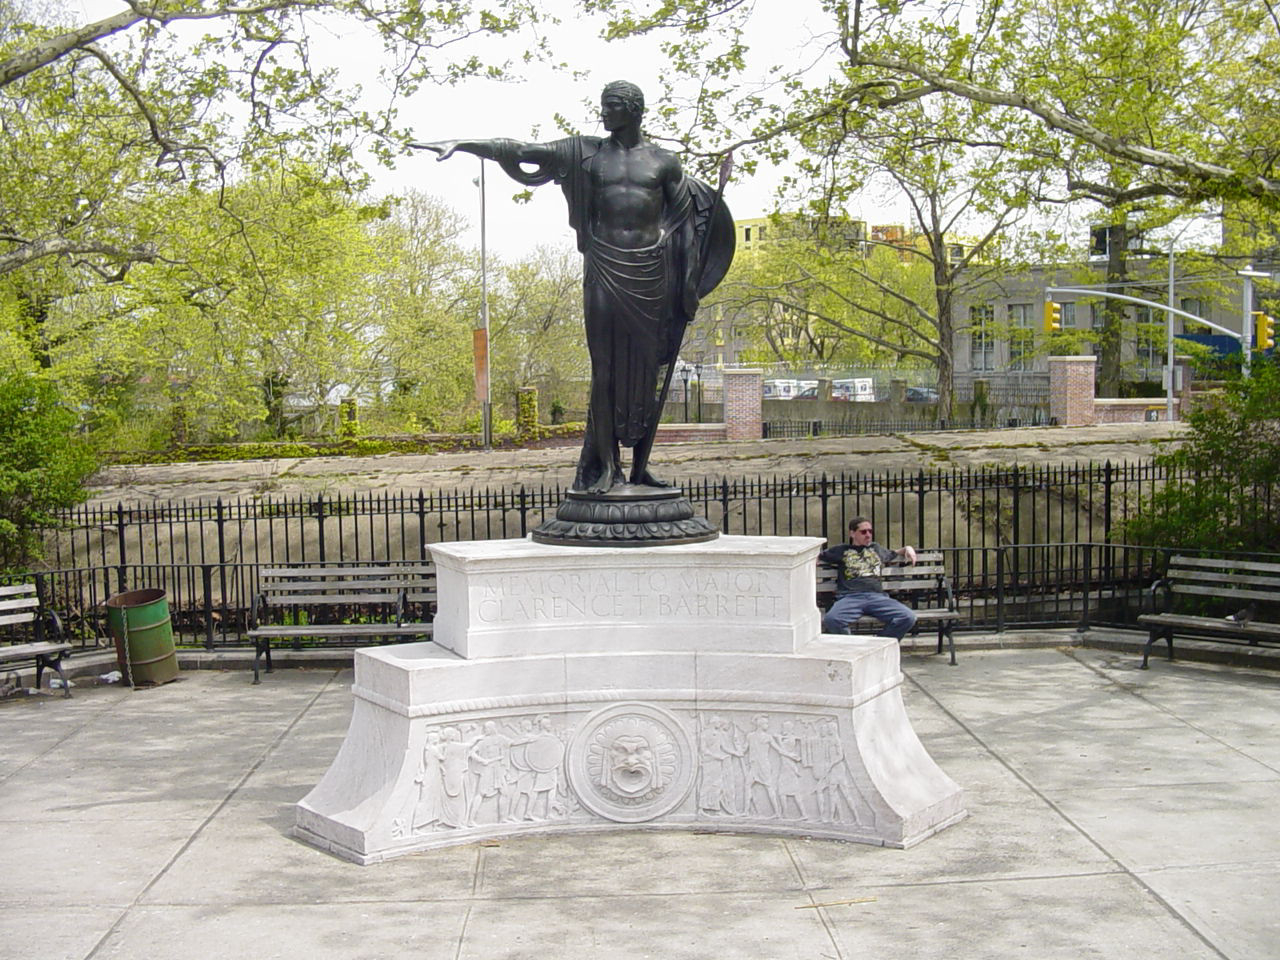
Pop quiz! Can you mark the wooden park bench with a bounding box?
[817,550,958,664]
[246,563,436,683]
[0,582,72,698]
[1136,555,1280,668]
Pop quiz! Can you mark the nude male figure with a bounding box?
[416,82,733,494]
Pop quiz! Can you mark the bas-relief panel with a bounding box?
[389,703,881,838]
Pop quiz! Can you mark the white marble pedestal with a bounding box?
[296,536,965,864]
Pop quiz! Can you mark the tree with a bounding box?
[488,245,586,420]
[1,0,543,305]
[1123,360,1280,553]
[364,191,483,433]
[592,0,1278,395]
[0,371,97,572]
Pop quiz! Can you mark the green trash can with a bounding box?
[106,588,180,686]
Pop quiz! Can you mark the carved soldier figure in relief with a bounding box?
[415,82,733,496]
[468,721,513,824]
[745,714,781,818]
[774,720,812,821]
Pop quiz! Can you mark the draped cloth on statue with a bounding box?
[491,136,735,489]
[584,234,671,447]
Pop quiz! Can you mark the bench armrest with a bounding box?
[1148,578,1172,614]
[936,575,957,612]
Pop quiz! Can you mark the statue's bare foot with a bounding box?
[585,463,624,495]
[635,468,671,488]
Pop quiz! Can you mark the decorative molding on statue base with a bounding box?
[296,536,965,864]
[531,485,718,547]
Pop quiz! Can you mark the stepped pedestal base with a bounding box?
[296,536,965,864]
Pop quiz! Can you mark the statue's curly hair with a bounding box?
[601,80,645,115]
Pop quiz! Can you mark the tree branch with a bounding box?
[851,51,1280,202]
[0,235,157,277]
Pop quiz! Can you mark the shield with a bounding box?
[526,734,564,773]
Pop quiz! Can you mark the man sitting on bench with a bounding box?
[819,517,918,639]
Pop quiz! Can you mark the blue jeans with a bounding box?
[822,591,917,640]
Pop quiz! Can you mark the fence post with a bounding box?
[34,573,47,643]
[417,490,428,560]
[819,474,830,539]
[916,470,926,547]
[995,546,1006,633]
[518,488,529,538]
[1077,543,1093,633]
[202,564,215,651]
[315,493,327,561]
[215,498,229,633]
[115,502,128,593]
[1102,460,1114,584]
[720,479,731,535]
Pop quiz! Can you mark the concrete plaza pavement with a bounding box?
[3,645,1278,960]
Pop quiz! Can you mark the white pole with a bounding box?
[479,160,492,448]
[1166,239,1175,420]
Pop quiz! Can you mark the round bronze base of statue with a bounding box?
[531,485,719,547]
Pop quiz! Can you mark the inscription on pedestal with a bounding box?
[475,567,784,625]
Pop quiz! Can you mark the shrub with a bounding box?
[1123,359,1280,553]
[0,374,98,572]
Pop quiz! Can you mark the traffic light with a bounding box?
[1258,311,1276,350]
[1043,300,1062,334]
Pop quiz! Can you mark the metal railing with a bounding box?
[42,462,1178,575]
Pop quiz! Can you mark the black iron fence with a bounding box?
[16,460,1272,651]
[43,461,1171,577]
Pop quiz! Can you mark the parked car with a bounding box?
[905,386,940,402]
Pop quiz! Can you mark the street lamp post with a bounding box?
[1239,265,1269,380]
[475,161,492,449]
[682,367,690,422]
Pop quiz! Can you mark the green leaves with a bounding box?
[0,371,97,572]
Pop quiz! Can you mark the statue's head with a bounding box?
[601,80,645,122]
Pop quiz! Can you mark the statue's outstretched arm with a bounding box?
[410,138,555,165]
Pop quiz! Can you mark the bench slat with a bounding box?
[0,611,36,627]
[1169,556,1280,575]
[0,597,39,612]
[1138,613,1280,638]
[1165,584,1280,604]
[248,623,433,637]
[261,565,434,578]
[260,578,433,591]
[0,641,72,659]
[264,592,418,606]
[0,584,36,598]
[1170,571,1280,590]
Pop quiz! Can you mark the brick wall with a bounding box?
[723,369,764,440]
[1048,356,1098,426]
[655,424,728,443]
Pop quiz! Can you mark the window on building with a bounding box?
[1007,303,1033,370]
[1180,297,1208,333]
[743,226,752,243]
[1061,302,1077,327]
[969,304,995,371]
[1135,306,1162,369]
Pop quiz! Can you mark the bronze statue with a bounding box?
[416,81,734,502]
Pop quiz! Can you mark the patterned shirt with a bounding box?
[818,542,897,595]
